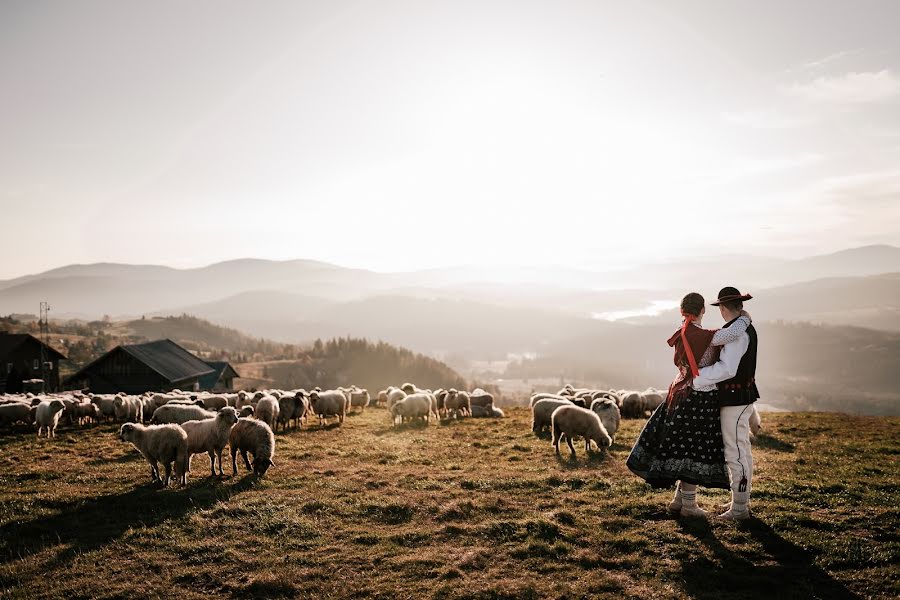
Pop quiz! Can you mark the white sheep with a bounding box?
[309,390,347,427]
[118,422,189,487]
[150,404,216,425]
[386,388,407,411]
[254,395,280,430]
[389,393,432,427]
[551,404,612,456]
[197,395,228,411]
[620,391,644,419]
[531,399,572,434]
[349,387,370,412]
[444,389,471,419]
[90,395,118,422]
[35,399,67,438]
[229,417,275,477]
[589,398,622,444]
[181,407,240,477]
[0,402,33,428]
[113,396,143,423]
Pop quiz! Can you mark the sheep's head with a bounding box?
[218,407,239,426]
[118,423,136,442]
[239,406,255,418]
[253,457,274,477]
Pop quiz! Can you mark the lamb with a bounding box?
[151,404,216,425]
[444,389,471,419]
[118,423,188,486]
[376,389,390,407]
[590,398,622,444]
[308,390,347,427]
[0,402,33,428]
[238,405,255,418]
[113,396,143,423]
[181,407,240,477]
[531,399,571,434]
[551,405,612,456]
[35,399,67,438]
[389,393,432,427]
[229,417,276,477]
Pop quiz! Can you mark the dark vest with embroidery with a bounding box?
[717,317,760,407]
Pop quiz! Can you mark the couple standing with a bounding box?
[626,286,759,521]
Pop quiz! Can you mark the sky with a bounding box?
[1,0,899,279]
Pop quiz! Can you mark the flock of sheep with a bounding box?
[1,382,759,487]
[0,382,505,487]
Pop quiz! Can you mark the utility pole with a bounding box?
[39,302,50,393]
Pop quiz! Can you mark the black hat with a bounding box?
[711,286,753,306]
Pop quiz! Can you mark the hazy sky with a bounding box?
[1,0,899,279]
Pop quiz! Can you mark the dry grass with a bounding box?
[0,408,897,599]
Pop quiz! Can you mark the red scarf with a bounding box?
[665,313,719,410]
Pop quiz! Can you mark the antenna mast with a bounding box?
[39,302,50,393]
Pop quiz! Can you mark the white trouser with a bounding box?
[720,404,754,495]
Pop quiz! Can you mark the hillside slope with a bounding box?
[0,410,896,599]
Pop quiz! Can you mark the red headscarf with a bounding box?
[665,311,719,410]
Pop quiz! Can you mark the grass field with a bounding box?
[0,408,897,599]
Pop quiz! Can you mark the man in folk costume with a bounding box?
[692,287,759,521]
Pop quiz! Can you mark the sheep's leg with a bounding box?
[566,435,576,456]
[162,462,172,487]
[231,449,239,475]
[585,437,591,454]
[552,428,562,453]
[208,451,216,477]
[216,448,225,476]
[241,450,252,470]
[148,459,160,482]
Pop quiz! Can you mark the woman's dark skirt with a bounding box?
[626,389,731,490]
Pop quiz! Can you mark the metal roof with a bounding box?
[0,332,68,361]
[119,339,215,384]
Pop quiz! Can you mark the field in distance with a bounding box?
[0,408,897,599]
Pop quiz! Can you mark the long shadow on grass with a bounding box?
[677,518,861,599]
[0,475,257,567]
[752,433,795,452]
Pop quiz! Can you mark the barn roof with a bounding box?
[65,338,213,385]
[199,361,241,390]
[119,339,215,384]
[0,332,67,361]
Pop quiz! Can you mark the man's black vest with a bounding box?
[717,316,759,407]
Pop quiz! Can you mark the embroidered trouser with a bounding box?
[720,404,753,494]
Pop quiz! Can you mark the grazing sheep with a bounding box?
[531,399,571,434]
[749,405,762,440]
[151,404,216,425]
[530,392,574,407]
[444,389,471,419]
[181,407,240,477]
[469,392,494,411]
[229,418,275,477]
[113,396,143,423]
[90,395,117,422]
[254,395,280,430]
[0,402,33,428]
[238,405,255,418]
[589,399,622,444]
[386,388,407,412]
[35,399,67,438]
[620,391,645,419]
[389,393,432,427]
[349,388,370,412]
[551,405,612,456]
[118,423,189,487]
[308,390,347,427]
[197,395,228,411]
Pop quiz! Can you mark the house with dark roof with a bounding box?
[199,361,240,392]
[64,339,214,394]
[0,332,68,393]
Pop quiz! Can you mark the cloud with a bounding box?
[793,49,862,73]
[783,70,900,104]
